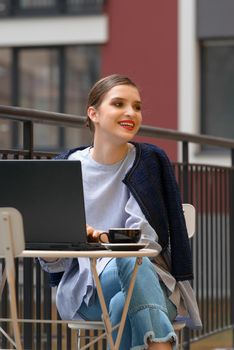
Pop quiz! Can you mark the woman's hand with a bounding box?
[86,224,109,243]
[40,258,59,262]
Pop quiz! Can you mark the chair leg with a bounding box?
[8,272,23,350]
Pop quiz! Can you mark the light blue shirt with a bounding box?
[40,145,161,320]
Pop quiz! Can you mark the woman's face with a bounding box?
[88,84,142,144]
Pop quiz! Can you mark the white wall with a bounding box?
[0,15,108,46]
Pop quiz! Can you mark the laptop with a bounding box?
[0,159,103,250]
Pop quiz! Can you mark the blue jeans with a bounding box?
[78,257,177,350]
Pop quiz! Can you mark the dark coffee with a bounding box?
[99,228,141,244]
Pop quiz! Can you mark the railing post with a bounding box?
[230,148,234,347]
[23,260,33,349]
[182,141,189,201]
[182,141,190,350]
[44,273,52,350]
[23,121,34,159]
[23,121,34,348]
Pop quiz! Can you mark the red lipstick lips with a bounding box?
[119,120,135,130]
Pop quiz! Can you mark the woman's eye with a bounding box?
[114,102,123,107]
[135,105,141,111]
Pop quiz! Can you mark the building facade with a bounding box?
[0,0,233,163]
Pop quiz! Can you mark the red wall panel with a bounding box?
[102,0,178,160]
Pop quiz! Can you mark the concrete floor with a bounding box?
[191,329,233,350]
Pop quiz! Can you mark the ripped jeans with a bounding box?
[78,257,177,350]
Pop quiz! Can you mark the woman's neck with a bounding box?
[90,141,130,165]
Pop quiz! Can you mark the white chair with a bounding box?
[0,207,25,350]
[183,203,196,239]
[68,203,196,350]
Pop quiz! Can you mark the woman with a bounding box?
[40,74,202,350]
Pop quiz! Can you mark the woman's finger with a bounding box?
[86,224,94,235]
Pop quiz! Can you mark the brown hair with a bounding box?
[86,74,138,131]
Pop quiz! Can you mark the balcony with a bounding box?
[0,0,105,17]
[0,105,234,349]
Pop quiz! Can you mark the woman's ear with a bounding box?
[87,106,98,124]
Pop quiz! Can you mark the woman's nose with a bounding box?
[124,105,135,116]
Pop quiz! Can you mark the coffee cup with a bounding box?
[99,228,141,244]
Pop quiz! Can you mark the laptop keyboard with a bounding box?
[26,242,105,251]
[73,242,104,251]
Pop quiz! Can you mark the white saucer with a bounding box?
[101,243,147,251]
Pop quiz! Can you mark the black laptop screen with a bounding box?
[0,160,87,249]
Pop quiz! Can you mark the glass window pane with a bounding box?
[201,42,234,140]
[19,49,59,111]
[19,49,59,150]
[0,48,13,149]
[19,0,56,9]
[65,45,100,147]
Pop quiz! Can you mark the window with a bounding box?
[0,45,100,151]
[178,0,233,164]
[65,46,100,147]
[19,48,60,149]
[201,41,234,141]
[0,48,13,148]
[0,0,104,17]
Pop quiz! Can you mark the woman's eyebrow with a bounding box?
[111,97,142,104]
[111,97,125,101]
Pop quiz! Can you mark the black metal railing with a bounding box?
[0,0,105,17]
[0,105,234,350]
